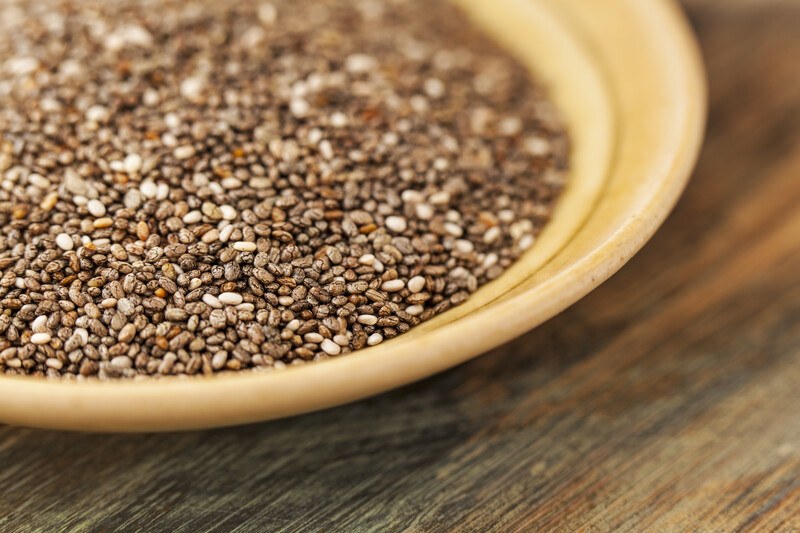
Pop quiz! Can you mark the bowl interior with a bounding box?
[0,0,705,432]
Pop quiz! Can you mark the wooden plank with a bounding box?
[2,1,800,531]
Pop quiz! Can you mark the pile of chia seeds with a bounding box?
[0,0,568,378]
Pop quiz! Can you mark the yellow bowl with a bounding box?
[0,0,706,431]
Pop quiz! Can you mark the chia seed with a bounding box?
[0,0,568,379]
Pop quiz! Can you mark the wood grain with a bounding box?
[1,1,799,530]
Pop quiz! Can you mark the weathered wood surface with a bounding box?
[2,1,800,531]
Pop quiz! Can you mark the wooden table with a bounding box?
[2,1,799,530]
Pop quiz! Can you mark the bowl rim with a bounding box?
[0,0,707,431]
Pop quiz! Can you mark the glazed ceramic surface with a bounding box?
[0,0,706,431]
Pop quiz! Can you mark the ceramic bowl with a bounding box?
[0,0,706,431]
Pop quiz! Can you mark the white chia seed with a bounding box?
[407,276,426,293]
[31,333,52,345]
[381,279,405,292]
[124,153,143,174]
[55,233,74,251]
[320,339,342,355]
[218,292,243,306]
[232,241,257,252]
[385,216,407,233]
[87,199,106,217]
[202,294,223,309]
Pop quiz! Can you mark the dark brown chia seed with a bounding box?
[0,0,568,379]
